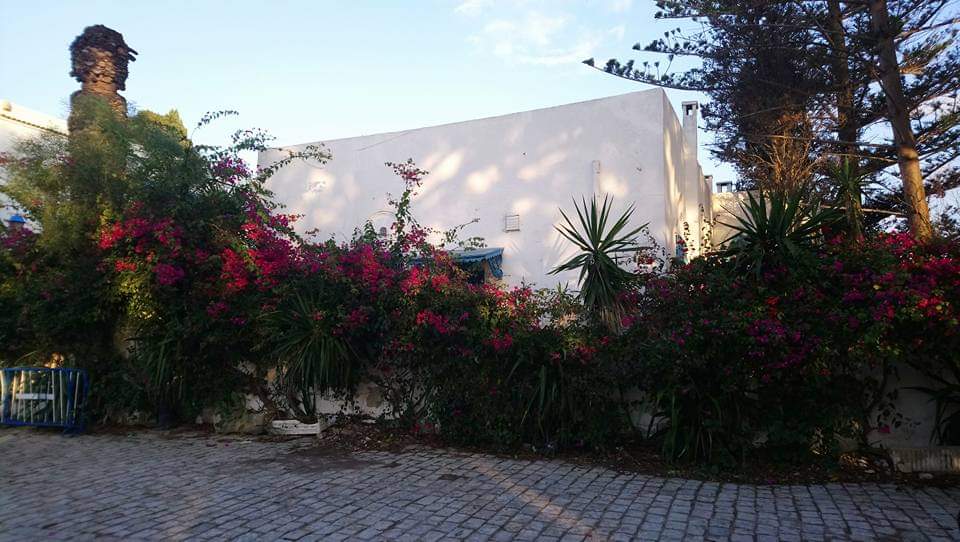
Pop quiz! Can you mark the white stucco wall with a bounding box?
[660,93,687,261]
[260,89,708,288]
[0,100,68,223]
[710,191,753,248]
[679,101,702,256]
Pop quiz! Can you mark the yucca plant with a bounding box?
[912,383,960,445]
[908,363,960,445]
[132,318,189,427]
[719,188,842,276]
[827,159,865,243]
[550,195,647,327]
[267,292,360,421]
[512,358,573,450]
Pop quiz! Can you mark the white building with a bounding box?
[0,100,68,224]
[260,89,712,289]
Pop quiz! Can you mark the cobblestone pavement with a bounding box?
[1,429,958,541]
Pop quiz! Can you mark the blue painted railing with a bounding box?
[0,367,88,432]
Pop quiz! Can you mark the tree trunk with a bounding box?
[868,0,933,241]
[827,0,864,242]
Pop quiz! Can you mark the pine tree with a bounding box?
[587,0,960,241]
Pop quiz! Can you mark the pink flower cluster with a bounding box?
[220,248,250,293]
[343,307,369,330]
[415,309,453,335]
[206,301,229,318]
[154,263,186,286]
[0,227,37,255]
[400,266,429,294]
[338,244,395,294]
[98,213,182,254]
[486,330,514,352]
[211,156,252,185]
[114,260,137,272]
[400,266,453,294]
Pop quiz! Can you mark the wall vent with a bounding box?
[504,214,520,232]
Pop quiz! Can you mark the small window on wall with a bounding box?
[716,181,734,193]
[455,260,504,285]
[458,261,486,285]
[444,247,504,285]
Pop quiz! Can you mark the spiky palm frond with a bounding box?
[828,159,865,241]
[268,293,359,420]
[719,188,842,275]
[550,195,647,322]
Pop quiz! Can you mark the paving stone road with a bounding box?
[1,428,958,541]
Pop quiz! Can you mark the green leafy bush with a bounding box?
[3,95,959,464]
[619,231,960,463]
[0,99,328,422]
[718,188,843,275]
[551,195,646,328]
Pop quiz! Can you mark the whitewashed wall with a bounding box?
[710,191,753,248]
[0,100,68,223]
[679,101,703,255]
[260,89,708,288]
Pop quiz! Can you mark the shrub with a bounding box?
[551,195,646,329]
[3,95,958,462]
[0,100,328,422]
[718,187,843,275]
[620,231,960,463]
[403,282,625,450]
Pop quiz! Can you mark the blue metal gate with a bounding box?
[0,367,88,431]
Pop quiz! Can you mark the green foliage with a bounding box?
[908,383,960,445]
[4,93,960,469]
[597,0,960,222]
[0,96,329,423]
[719,188,842,275]
[266,292,360,421]
[827,159,865,241]
[551,196,646,327]
[0,103,122,387]
[620,231,960,463]
[407,285,624,450]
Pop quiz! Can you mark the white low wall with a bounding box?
[228,364,950,454]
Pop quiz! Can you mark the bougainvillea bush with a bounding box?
[390,274,624,450]
[618,231,960,463]
[2,97,959,462]
[0,98,329,421]
[0,103,619,448]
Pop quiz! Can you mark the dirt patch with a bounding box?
[311,419,441,453]
[303,420,960,488]
[234,437,382,474]
[277,444,380,473]
[85,421,960,487]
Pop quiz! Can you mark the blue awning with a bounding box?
[413,247,504,279]
[448,247,504,279]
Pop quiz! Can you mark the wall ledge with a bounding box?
[889,446,960,473]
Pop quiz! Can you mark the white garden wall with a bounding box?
[259,89,710,288]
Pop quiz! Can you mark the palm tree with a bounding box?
[719,188,843,275]
[551,195,646,328]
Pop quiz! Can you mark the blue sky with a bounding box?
[1,0,733,183]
